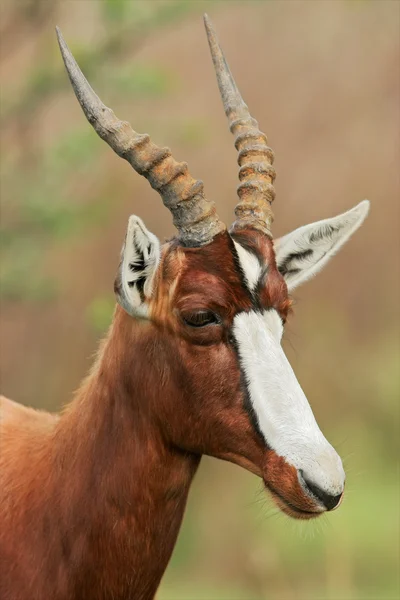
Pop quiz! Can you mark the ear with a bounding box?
[274,200,369,291]
[114,216,161,317]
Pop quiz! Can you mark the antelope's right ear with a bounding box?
[114,216,161,317]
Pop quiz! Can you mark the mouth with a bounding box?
[266,483,324,520]
[261,449,345,520]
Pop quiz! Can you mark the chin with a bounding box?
[267,488,324,520]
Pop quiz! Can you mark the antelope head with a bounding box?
[57,16,369,520]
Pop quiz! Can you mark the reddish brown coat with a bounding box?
[0,231,311,600]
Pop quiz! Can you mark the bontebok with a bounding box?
[0,15,369,600]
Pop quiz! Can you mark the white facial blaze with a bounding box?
[233,310,345,496]
[233,240,261,292]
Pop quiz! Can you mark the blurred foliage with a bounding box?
[102,0,130,23]
[0,128,108,299]
[176,117,212,147]
[86,295,115,334]
[0,242,57,302]
[109,63,178,97]
[0,0,213,123]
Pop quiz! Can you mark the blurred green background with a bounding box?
[0,1,399,599]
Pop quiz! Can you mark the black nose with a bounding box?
[302,477,343,511]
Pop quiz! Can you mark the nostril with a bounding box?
[302,477,343,511]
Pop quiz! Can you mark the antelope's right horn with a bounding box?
[56,27,225,247]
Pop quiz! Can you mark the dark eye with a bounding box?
[181,311,220,328]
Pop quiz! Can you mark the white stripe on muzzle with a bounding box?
[232,309,345,496]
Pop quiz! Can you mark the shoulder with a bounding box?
[0,395,58,431]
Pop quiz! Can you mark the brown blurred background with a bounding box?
[0,1,399,599]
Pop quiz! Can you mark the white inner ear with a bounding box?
[118,216,160,317]
[274,200,369,291]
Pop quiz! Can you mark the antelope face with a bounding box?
[114,200,368,520]
[57,15,369,519]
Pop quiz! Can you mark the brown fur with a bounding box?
[0,230,319,600]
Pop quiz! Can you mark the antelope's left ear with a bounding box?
[274,200,370,291]
[115,216,161,317]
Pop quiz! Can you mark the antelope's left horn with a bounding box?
[56,27,225,247]
[204,14,275,236]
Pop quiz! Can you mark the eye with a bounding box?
[181,310,220,328]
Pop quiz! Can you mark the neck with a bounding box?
[49,310,200,600]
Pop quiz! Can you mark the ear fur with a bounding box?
[274,200,370,291]
[115,216,160,317]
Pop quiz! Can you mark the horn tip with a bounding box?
[55,26,67,55]
[203,13,214,33]
[55,26,76,78]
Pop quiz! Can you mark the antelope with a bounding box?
[0,15,369,600]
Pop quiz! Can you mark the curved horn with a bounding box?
[56,27,225,247]
[203,15,275,236]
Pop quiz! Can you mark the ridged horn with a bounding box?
[56,27,225,247]
[204,15,275,236]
